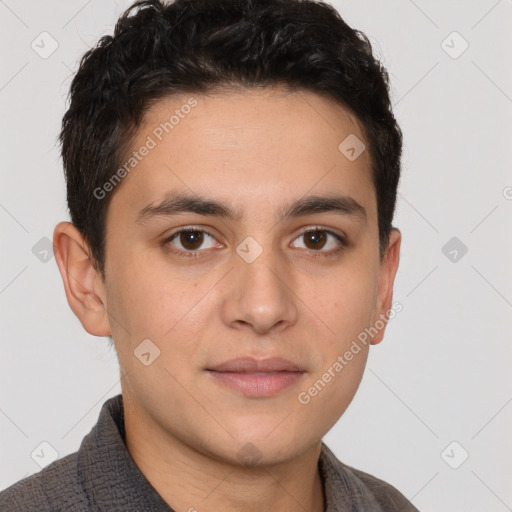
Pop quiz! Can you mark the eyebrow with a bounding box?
[135,191,367,225]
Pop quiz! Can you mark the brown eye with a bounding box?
[178,230,205,251]
[303,230,327,250]
[291,228,346,257]
[165,228,219,256]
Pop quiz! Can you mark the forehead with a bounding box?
[107,87,376,225]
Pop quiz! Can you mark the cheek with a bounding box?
[105,256,216,381]
[314,263,379,346]
[106,250,200,337]
[303,258,379,423]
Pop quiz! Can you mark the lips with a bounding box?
[206,357,304,373]
[205,357,306,398]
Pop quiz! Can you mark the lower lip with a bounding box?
[206,370,305,398]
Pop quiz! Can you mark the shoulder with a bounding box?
[319,442,419,512]
[343,463,420,512]
[0,451,89,512]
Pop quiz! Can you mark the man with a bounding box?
[0,0,418,510]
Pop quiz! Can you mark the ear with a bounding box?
[53,221,111,337]
[370,228,401,345]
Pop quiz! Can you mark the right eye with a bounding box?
[162,228,221,258]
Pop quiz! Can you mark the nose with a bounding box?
[220,248,299,335]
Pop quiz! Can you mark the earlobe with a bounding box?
[53,221,111,337]
[370,228,402,345]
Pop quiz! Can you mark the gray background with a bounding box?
[1,1,511,510]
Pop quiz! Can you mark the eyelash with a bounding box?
[162,226,347,260]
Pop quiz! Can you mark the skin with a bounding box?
[53,86,401,512]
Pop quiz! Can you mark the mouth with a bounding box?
[205,357,306,398]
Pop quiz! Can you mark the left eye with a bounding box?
[290,228,345,253]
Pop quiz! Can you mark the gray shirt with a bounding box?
[0,394,419,511]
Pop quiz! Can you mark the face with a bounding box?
[58,86,401,466]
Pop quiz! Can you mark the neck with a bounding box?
[123,398,326,512]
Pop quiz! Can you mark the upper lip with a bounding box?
[207,357,304,373]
